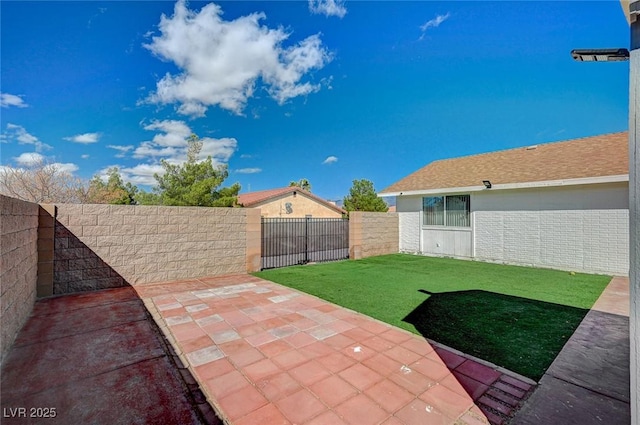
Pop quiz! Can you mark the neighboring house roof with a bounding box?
[380,132,629,195]
[237,187,346,214]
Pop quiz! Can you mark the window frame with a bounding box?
[422,194,471,228]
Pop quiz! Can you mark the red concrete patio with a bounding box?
[0,286,219,424]
[136,274,534,425]
[1,273,538,425]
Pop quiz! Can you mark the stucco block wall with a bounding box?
[473,183,629,275]
[397,197,421,252]
[37,205,55,297]
[350,212,399,260]
[1,195,38,365]
[52,204,261,294]
[256,193,342,218]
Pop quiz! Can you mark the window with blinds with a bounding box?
[422,195,470,227]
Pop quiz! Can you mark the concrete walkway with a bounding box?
[0,287,219,424]
[136,275,533,425]
[510,276,631,425]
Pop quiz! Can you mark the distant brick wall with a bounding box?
[1,195,38,365]
[52,204,261,294]
[349,212,399,260]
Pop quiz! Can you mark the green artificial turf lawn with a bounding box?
[254,254,611,380]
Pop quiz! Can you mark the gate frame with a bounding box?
[260,216,349,270]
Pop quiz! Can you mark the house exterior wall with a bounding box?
[397,197,421,252]
[421,228,472,258]
[473,183,629,275]
[51,204,261,294]
[254,193,342,218]
[0,195,38,365]
[395,182,629,275]
[397,195,473,258]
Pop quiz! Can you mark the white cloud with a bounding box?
[122,119,238,186]
[81,154,90,159]
[134,119,237,165]
[119,163,165,186]
[143,120,191,147]
[322,155,338,165]
[14,152,45,166]
[235,167,262,174]
[308,0,347,18]
[1,93,28,108]
[419,12,450,40]
[64,132,101,144]
[144,0,332,117]
[199,137,238,163]
[133,142,180,159]
[11,151,78,174]
[107,144,134,158]
[56,162,80,174]
[3,123,51,152]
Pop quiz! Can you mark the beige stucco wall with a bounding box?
[349,211,399,260]
[254,192,342,218]
[50,204,261,294]
[1,195,38,365]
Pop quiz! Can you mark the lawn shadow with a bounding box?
[403,289,590,381]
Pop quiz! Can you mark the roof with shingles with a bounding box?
[380,132,629,194]
[237,187,346,214]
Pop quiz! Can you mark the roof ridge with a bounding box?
[429,131,628,164]
[238,186,291,195]
[237,186,346,214]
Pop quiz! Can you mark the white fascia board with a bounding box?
[379,186,482,197]
[378,174,629,197]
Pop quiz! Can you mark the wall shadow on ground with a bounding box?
[53,222,129,295]
[45,222,224,423]
[402,289,590,381]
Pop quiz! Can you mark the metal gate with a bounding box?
[261,217,349,270]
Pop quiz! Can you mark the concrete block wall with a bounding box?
[37,205,55,297]
[245,208,261,273]
[52,204,261,294]
[349,212,399,260]
[1,195,39,364]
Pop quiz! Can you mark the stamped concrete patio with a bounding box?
[136,275,534,425]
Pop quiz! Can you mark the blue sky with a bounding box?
[0,1,631,202]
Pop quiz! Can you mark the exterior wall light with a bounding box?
[482,180,492,189]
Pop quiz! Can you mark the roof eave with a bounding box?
[378,174,630,197]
